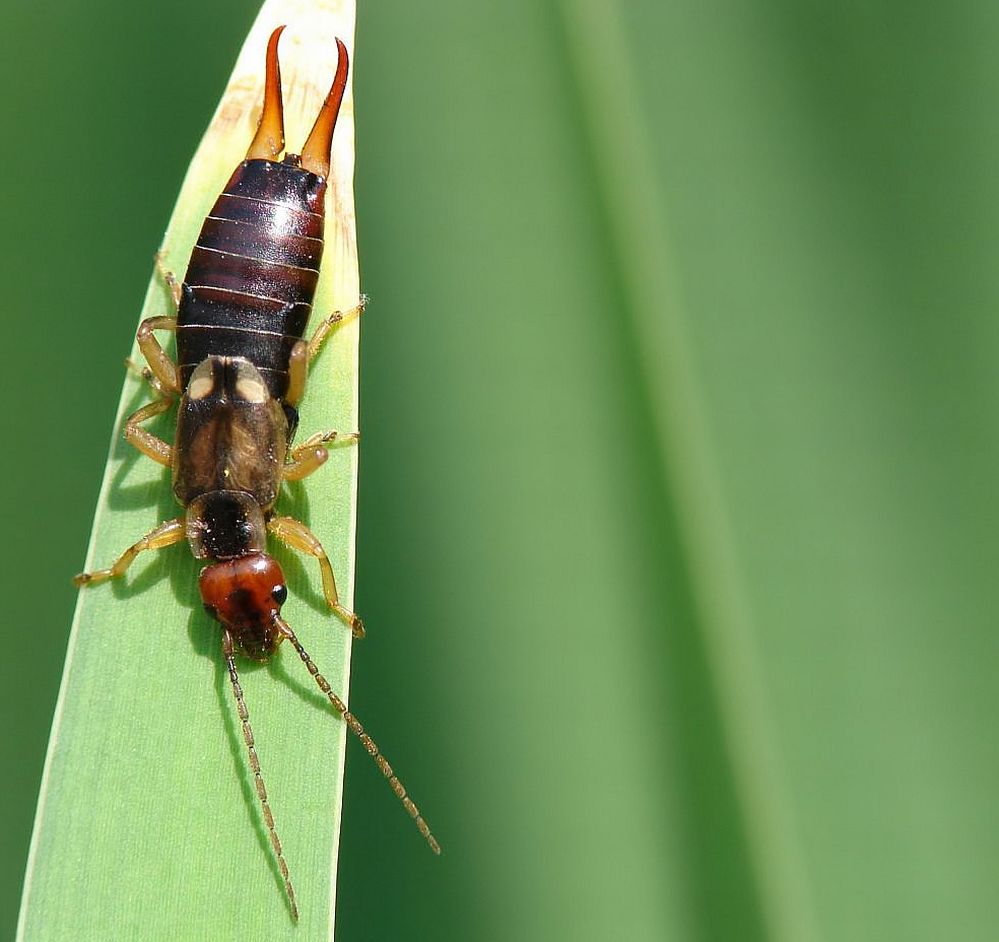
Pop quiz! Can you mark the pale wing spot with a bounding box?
[235,376,269,403]
[189,375,215,400]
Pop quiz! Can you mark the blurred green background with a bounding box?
[3,1,999,940]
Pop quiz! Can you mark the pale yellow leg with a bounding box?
[307,296,366,363]
[137,315,181,395]
[283,429,359,481]
[125,357,170,398]
[286,341,307,407]
[283,447,327,482]
[73,517,186,587]
[124,398,174,467]
[267,515,364,637]
[155,250,182,310]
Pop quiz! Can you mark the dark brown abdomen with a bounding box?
[177,158,327,401]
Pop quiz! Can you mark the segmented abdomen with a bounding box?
[177,158,327,401]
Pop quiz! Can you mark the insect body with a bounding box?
[74,27,439,920]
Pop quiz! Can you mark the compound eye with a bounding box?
[272,584,288,605]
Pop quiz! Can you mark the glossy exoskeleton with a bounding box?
[74,27,439,920]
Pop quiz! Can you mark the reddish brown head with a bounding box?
[200,553,289,660]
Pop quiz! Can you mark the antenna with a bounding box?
[277,617,442,854]
[223,631,300,920]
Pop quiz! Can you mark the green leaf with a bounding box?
[557,5,819,942]
[17,2,360,938]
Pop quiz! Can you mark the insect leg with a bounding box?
[285,340,359,462]
[154,250,182,311]
[72,517,185,587]
[136,315,181,395]
[282,447,326,482]
[294,428,361,451]
[285,341,307,407]
[222,630,299,922]
[124,398,174,467]
[276,616,441,854]
[306,296,367,363]
[266,516,364,637]
[124,357,169,398]
[126,251,182,396]
[283,430,359,482]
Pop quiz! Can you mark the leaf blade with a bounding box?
[556,4,820,941]
[18,2,359,938]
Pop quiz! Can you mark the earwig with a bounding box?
[74,27,439,919]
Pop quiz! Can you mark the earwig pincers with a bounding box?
[74,27,440,920]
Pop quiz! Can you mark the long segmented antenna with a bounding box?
[276,617,442,855]
[246,26,286,160]
[222,632,300,921]
[300,38,350,178]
